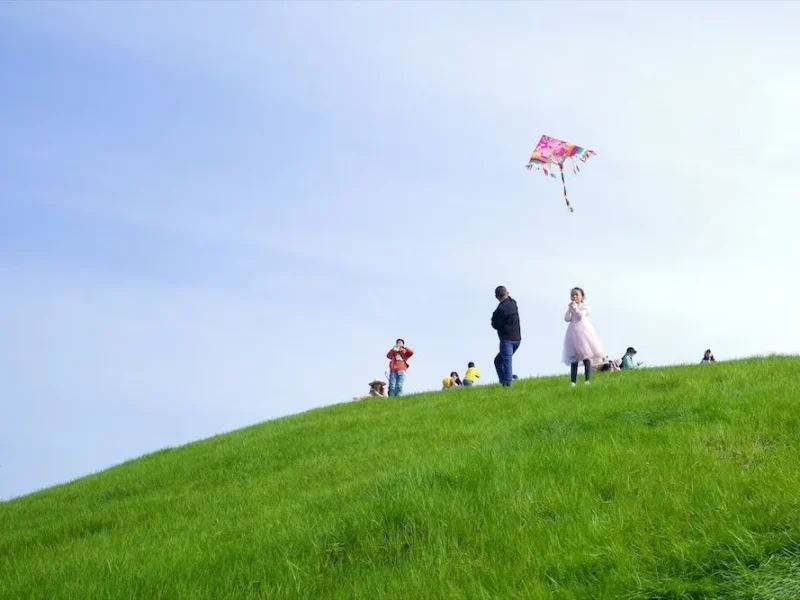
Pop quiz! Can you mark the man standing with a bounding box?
[491,286,521,386]
[386,338,414,397]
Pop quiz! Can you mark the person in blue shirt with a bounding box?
[621,347,643,369]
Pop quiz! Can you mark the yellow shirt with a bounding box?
[464,367,480,381]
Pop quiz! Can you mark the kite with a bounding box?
[525,135,596,212]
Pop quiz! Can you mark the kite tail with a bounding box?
[559,163,574,212]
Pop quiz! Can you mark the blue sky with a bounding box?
[2,1,799,500]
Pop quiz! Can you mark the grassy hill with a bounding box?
[3,356,800,599]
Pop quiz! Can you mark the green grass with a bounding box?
[3,356,800,599]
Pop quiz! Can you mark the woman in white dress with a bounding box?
[563,287,606,386]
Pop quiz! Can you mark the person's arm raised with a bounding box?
[564,303,576,322]
[572,303,589,321]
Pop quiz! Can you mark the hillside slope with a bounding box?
[3,356,800,599]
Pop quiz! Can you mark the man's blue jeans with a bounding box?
[388,369,406,396]
[494,339,521,386]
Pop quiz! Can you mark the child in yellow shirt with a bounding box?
[463,362,480,386]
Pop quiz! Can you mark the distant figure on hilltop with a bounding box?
[442,372,462,390]
[353,378,387,400]
[463,362,481,386]
[702,349,716,363]
[621,347,643,369]
[595,355,621,372]
[563,286,606,386]
[386,338,414,397]
[491,286,521,387]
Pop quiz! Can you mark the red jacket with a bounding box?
[387,347,414,371]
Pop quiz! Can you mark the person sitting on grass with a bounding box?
[463,362,481,386]
[621,347,643,369]
[702,349,716,363]
[353,379,387,400]
[595,355,621,372]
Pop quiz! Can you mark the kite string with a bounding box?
[559,163,574,212]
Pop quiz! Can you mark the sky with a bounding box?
[1,0,799,501]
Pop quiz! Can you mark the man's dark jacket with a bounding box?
[491,297,521,341]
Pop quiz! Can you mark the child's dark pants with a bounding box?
[570,359,592,383]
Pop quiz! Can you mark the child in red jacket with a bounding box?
[386,338,414,397]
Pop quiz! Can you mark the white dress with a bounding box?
[562,302,605,365]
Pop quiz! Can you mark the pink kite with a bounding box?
[525,135,596,212]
